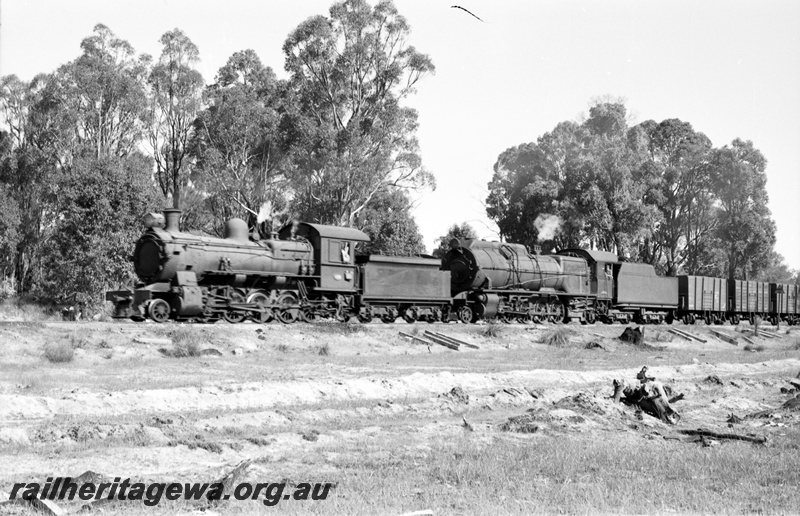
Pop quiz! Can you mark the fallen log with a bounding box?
[669,328,707,343]
[418,332,460,351]
[424,331,464,347]
[678,428,766,444]
[741,328,777,339]
[740,335,756,346]
[401,332,457,350]
[668,329,693,341]
[426,331,479,349]
[709,328,739,346]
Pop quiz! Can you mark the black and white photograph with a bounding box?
[1,0,799,514]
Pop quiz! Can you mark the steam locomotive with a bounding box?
[107,210,799,326]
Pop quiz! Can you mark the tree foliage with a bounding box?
[709,139,776,280]
[37,154,160,306]
[39,24,149,161]
[432,222,478,258]
[354,189,425,256]
[147,29,204,209]
[0,4,439,305]
[191,50,290,236]
[487,101,782,278]
[282,0,435,226]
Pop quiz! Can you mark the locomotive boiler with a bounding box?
[440,239,592,323]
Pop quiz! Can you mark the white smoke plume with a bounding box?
[256,201,272,225]
[534,213,561,241]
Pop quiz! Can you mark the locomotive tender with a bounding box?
[107,210,798,326]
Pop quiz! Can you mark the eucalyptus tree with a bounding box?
[282,0,435,227]
[39,24,149,161]
[191,50,291,235]
[709,138,776,280]
[354,189,425,256]
[147,29,204,209]
[633,118,715,275]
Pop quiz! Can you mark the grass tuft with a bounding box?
[480,321,505,339]
[43,341,74,363]
[318,343,330,356]
[744,343,766,352]
[541,327,576,347]
[275,343,290,353]
[155,326,205,358]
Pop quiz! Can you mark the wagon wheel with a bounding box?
[275,292,300,324]
[381,310,397,324]
[222,290,247,324]
[517,313,533,324]
[358,312,373,324]
[583,309,596,325]
[148,299,171,323]
[247,291,273,324]
[456,305,473,324]
[402,307,418,324]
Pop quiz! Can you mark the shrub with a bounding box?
[542,327,576,347]
[44,341,74,363]
[156,326,204,357]
[480,321,504,339]
[166,340,201,358]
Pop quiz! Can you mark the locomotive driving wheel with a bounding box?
[222,290,247,324]
[247,291,273,324]
[148,299,171,323]
[548,299,564,323]
[531,301,547,324]
[517,313,533,324]
[275,292,300,324]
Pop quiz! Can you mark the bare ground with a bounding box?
[1,316,799,515]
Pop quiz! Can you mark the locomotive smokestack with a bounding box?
[163,209,181,232]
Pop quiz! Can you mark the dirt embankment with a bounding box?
[1,319,799,513]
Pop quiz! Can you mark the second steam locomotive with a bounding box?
[107,210,799,326]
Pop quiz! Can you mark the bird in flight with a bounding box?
[451,5,485,22]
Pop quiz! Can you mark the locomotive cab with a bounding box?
[556,249,617,301]
[277,222,369,293]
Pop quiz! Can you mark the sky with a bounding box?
[1,0,799,269]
